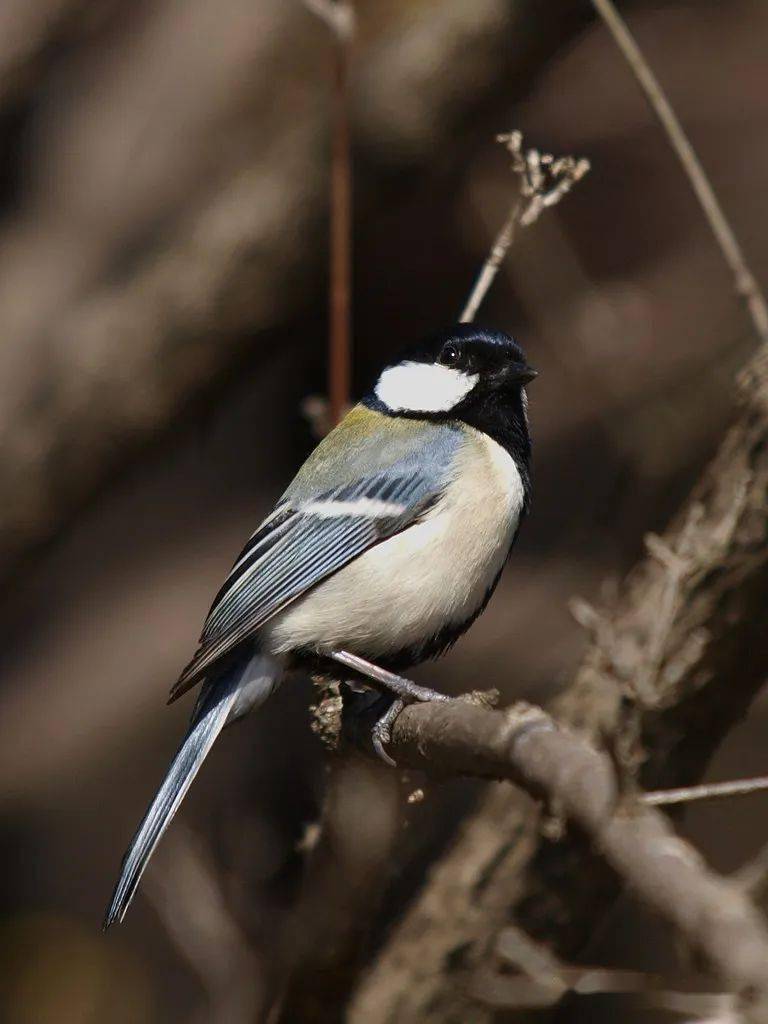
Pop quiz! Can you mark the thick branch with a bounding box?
[338,695,768,1020]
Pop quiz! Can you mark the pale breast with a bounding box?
[263,428,525,660]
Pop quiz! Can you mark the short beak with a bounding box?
[514,364,538,386]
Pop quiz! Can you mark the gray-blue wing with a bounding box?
[169,469,441,701]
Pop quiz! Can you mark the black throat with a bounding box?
[458,387,532,511]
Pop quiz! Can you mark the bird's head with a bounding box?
[367,324,536,423]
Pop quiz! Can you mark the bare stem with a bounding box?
[591,0,768,346]
[473,924,733,1015]
[460,131,589,324]
[645,776,768,807]
[305,0,355,424]
[329,20,353,423]
[460,202,519,323]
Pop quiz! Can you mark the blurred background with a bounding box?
[0,0,767,1020]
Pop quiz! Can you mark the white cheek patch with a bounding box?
[375,361,479,414]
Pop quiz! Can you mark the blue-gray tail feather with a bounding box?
[103,673,241,929]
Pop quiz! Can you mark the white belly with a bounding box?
[263,429,525,659]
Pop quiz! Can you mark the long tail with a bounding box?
[103,655,280,929]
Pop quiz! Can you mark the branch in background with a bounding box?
[459,131,589,323]
[643,775,768,808]
[1,0,564,579]
[325,691,768,1021]
[303,0,354,39]
[142,824,265,1024]
[305,0,355,425]
[271,756,402,1024]
[736,841,768,899]
[0,0,83,101]
[0,0,327,582]
[590,0,768,348]
[470,923,734,1017]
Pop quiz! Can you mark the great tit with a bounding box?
[104,323,535,927]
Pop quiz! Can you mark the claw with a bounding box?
[323,649,450,766]
[371,696,404,766]
[372,730,397,767]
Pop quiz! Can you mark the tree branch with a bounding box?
[304,0,356,425]
[643,776,768,808]
[590,0,768,347]
[330,693,768,1021]
[142,824,265,1024]
[459,131,589,323]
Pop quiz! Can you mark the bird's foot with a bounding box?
[327,649,450,765]
[371,698,404,767]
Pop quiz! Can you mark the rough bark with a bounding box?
[327,695,768,1022]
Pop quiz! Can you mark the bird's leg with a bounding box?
[326,649,450,766]
[327,649,451,704]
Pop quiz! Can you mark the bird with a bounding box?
[103,323,535,928]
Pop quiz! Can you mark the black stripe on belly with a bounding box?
[375,561,508,670]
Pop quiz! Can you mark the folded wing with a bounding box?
[169,469,441,701]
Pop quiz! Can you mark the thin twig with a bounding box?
[467,923,734,1015]
[460,201,520,323]
[591,0,768,346]
[329,7,353,424]
[636,509,702,705]
[304,0,355,424]
[460,131,589,323]
[644,776,768,808]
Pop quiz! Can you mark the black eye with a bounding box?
[439,344,460,367]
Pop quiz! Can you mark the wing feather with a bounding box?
[169,469,439,702]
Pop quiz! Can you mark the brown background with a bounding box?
[0,1,767,1020]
